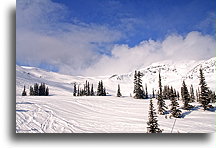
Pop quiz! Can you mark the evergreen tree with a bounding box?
[163,85,171,100]
[117,84,122,97]
[97,81,101,96]
[96,80,106,96]
[197,87,201,103]
[196,89,199,102]
[133,70,138,96]
[147,99,162,133]
[80,89,84,96]
[39,84,42,96]
[145,84,148,99]
[199,68,210,110]
[177,91,180,100]
[190,85,195,102]
[77,85,80,96]
[133,71,143,99]
[100,80,104,95]
[90,84,94,96]
[208,90,215,103]
[87,82,90,96]
[157,72,167,115]
[173,89,177,97]
[152,88,155,98]
[34,83,39,96]
[73,83,77,96]
[22,85,27,96]
[103,87,106,96]
[170,87,182,118]
[39,83,46,96]
[45,87,49,96]
[42,83,46,95]
[29,86,34,96]
[181,80,191,109]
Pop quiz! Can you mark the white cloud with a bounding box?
[16,0,122,75]
[84,31,215,76]
[17,0,216,76]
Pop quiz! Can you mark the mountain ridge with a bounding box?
[16,57,216,96]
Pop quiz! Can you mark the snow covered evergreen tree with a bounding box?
[170,87,182,118]
[157,72,167,115]
[199,68,210,110]
[147,99,162,133]
[22,85,27,96]
[117,84,122,97]
[181,80,191,109]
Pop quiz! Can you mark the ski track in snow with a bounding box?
[16,58,216,133]
[16,96,216,133]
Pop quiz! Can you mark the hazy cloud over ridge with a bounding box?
[85,31,215,76]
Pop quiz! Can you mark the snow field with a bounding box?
[16,96,215,133]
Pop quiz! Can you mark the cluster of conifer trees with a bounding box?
[73,80,106,96]
[144,68,215,133]
[22,83,49,96]
[73,80,94,96]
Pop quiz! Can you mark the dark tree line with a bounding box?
[22,83,49,96]
[73,80,106,96]
[73,80,95,96]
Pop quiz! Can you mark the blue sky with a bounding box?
[52,0,215,46]
[16,0,216,76]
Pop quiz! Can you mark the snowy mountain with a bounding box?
[109,57,216,95]
[16,57,216,97]
[16,57,216,133]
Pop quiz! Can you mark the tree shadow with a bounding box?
[181,105,201,118]
[207,106,216,112]
[16,110,29,112]
[16,102,34,104]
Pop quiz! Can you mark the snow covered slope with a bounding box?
[16,57,216,133]
[16,96,216,133]
[110,57,216,95]
[16,57,216,97]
